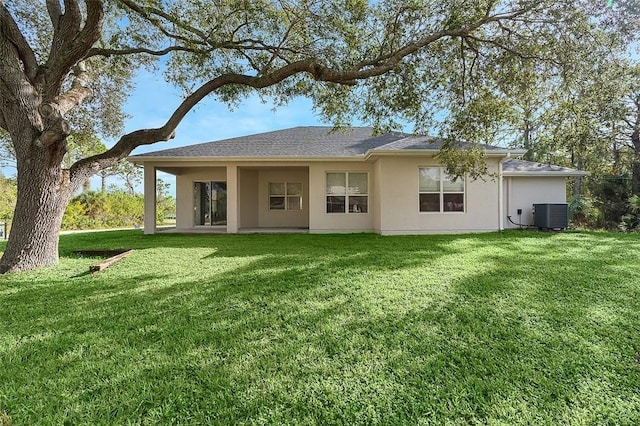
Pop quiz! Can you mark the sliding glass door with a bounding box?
[194,182,227,226]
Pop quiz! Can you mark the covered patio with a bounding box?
[141,164,310,234]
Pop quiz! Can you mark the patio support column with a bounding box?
[226,165,239,233]
[144,164,157,234]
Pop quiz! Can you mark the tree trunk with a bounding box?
[0,136,72,273]
[632,154,640,196]
[522,115,533,161]
[573,158,584,197]
[632,129,640,196]
[125,180,135,196]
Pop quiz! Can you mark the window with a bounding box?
[419,167,464,212]
[326,172,368,213]
[269,182,302,211]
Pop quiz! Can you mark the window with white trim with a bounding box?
[419,167,465,212]
[269,182,302,210]
[326,172,368,213]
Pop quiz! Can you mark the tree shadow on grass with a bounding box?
[2,230,640,424]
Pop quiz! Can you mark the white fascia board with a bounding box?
[127,155,367,164]
[502,171,589,177]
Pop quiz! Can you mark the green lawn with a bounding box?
[1,230,640,425]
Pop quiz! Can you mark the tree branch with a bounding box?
[46,0,62,33]
[70,3,541,185]
[622,117,635,129]
[86,41,301,60]
[355,6,529,71]
[463,34,557,63]
[0,3,39,81]
[0,111,7,131]
[55,62,93,115]
[62,0,82,33]
[117,0,209,46]
[44,0,104,101]
[86,45,206,58]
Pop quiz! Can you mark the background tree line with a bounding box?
[1,133,175,232]
[61,178,175,231]
[0,169,175,233]
[501,58,640,231]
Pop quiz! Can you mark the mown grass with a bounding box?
[1,230,640,425]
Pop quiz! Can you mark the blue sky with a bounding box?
[126,69,345,156]
[2,67,357,191]
[1,65,380,199]
[117,68,367,195]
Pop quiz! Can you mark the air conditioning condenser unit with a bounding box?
[533,203,568,230]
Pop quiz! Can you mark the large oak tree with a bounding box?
[0,0,632,272]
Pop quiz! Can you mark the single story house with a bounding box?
[129,126,587,235]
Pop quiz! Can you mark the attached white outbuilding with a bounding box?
[502,158,588,229]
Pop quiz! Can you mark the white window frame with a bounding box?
[418,167,465,213]
[269,182,302,211]
[325,172,369,214]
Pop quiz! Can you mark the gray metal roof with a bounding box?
[502,158,588,176]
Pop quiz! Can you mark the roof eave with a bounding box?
[365,149,438,159]
[503,171,589,177]
[127,155,367,163]
[365,148,526,160]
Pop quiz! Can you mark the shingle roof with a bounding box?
[502,158,588,176]
[371,135,509,151]
[131,126,525,160]
[132,126,409,158]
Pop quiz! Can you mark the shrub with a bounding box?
[62,191,145,230]
[568,195,598,228]
[61,200,89,230]
[620,195,640,232]
[588,175,631,228]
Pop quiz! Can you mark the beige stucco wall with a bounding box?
[372,160,383,232]
[239,169,259,228]
[375,156,502,234]
[503,176,567,228]
[255,168,309,228]
[308,162,375,233]
[144,157,510,234]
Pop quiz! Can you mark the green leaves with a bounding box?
[0,173,17,223]
[6,0,636,170]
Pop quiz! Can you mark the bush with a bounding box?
[568,195,598,228]
[631,194,640,214]
[588,175,631,228]
[620,195,640,232]
[61,200,89,230]
[62,191,144,230]
[0,174,16,225]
